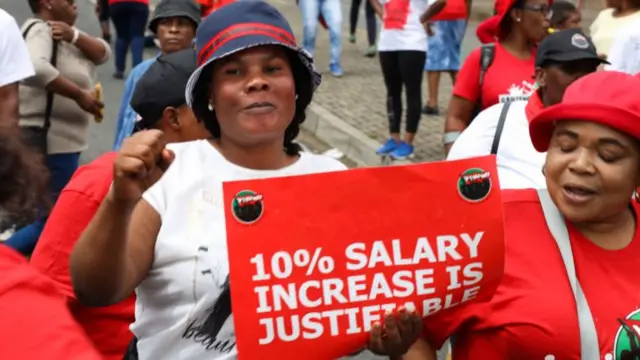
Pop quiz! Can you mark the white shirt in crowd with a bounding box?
[0,9,34,87]
[134,140,347,360]
[590,8,640,57]
[605,17,640,75]
[447,101,547,189]
[377,0,429,52]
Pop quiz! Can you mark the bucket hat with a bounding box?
[184,1,321,110]
[149,0,201,34]
[529,71,640,151]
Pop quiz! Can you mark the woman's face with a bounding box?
[544,121,640,223]
[515,0,550,42]
[50,0,77,25]
[558,11,582,30]
[209,46,296,148]
[157,17,196,54]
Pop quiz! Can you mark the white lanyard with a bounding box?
[537,189,600,359]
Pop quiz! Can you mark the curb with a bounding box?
[301,103,412,167]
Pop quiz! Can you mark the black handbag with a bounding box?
[20,20,59,155]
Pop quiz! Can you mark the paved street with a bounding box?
[276,0,600,163]
[1,0,353,166]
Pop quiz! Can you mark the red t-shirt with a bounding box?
[433,0,467,21]
[30,152,135,360]
[424,189,640,359]
[453,43,536,110]
[0,246,102,360]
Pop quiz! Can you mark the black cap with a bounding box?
[130,49,197,132]
[148,0,201,34]
[536,28,608,67]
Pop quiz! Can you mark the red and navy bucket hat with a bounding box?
[185,1,321,109]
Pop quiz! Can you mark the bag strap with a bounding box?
[478,43,496,86]
[22,19,58,131]
[490,100,511,155]
[475,43,496,114]
[536,189,600,360]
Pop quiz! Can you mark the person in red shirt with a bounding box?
[30,49,211,360]
[370,71,640,359]
[199,0,236,17]
[0,127,101,360]
[443,0,550,155]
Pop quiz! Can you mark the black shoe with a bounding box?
[113,72,124,80]
[422,105,439,115]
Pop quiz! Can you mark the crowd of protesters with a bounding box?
[1,0,640,359]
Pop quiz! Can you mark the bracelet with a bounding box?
[71,28,80,44]
[442,131,462,145]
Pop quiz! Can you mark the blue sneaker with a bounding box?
[329,63,344,77]
[390,141,414,159]
[376,138,398,155]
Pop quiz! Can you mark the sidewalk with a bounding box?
[269,0,603,166]
[274,0,459,165]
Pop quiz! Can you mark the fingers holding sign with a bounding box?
[368,307,423,359]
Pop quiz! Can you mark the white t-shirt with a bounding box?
[377,0,429,52]
[590,8,640,57]
[605,17,640,75]
[0,9,34,87]
[133,140,347,360]
[447,100,547,189]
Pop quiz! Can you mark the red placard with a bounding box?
[224,156,505,359]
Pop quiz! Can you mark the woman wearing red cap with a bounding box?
[69,2,346,359]
[370,71,640,359]
[442,0,549,155]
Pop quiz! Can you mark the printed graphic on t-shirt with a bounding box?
[613,308,640,360]
[181,191,237,356]
[182,243,237,355]
[383,0,411,29]
[538,308,640,360]
[498,80,536,103]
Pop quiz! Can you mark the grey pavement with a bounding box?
[271,0,602,166]
[2,0,351,167]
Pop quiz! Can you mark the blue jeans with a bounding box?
[110,2,149,73]
[4,152,80,255]
[299,0,342,67]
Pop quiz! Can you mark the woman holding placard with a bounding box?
[68,2,346,359]
[369,71,640,359]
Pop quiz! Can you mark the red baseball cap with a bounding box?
[529,71,640,152]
